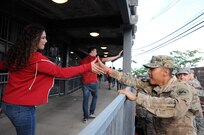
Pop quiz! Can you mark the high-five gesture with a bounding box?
[97,57,112,74]
[91,57,105,74]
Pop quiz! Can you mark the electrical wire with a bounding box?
[133,11,204,50]
[151,0,181,21]
[138,0,180,30]
[132,10,204,57]
[134,22,204,56]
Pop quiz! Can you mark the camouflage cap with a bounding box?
[143,55,175,68]
[177,67,191,75]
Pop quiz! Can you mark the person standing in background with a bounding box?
[116,68,123,90]
[0,24,104,135]
[177,67,204,135]
[188,69,203,89]
[107,66,113,90]
[188,69,204,118]
[97,74,103,88]
[112,67,116,88]
[80,47,122,123]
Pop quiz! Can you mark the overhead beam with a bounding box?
[71,37,123,46]
[117,0,138,25]
[48,16,122,29]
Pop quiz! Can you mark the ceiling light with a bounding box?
[104,55,108,57]
[90,32,99,37]
[101,46,107,49]
[104,52,109,54]
[51,0,68,4]
[70,51,74,54]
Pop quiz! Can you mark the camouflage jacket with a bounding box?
[188,79,204,97]
[110,70,197,135]
[187,83,203,118]
[188,79,202,89]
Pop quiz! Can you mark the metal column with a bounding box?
[123,28,133,73]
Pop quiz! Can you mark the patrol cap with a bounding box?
[177,67,190,75]
[143,55,175,68]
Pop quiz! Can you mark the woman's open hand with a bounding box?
[91,58,105,74]
[96,57,111,74]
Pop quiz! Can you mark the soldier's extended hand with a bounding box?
[118,88,136,101]
[118,89,127,94]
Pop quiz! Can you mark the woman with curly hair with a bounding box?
[0,23,104,135]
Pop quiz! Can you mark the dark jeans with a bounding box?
[117,80,122,90]
[1,102,36,135]
[82,83,98,119]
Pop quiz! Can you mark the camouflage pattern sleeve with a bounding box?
[188,79,202,89]
[136,87,193,118]
[109,70,152,93]
[136,93,177,118]
[189,86,203,117]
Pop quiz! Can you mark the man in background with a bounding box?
[116,68,123,90]
[80,47,122,123]
[177,67,204,135]
[188,69,202,89]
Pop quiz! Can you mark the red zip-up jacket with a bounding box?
[0,52,91,106]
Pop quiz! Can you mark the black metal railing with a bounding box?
[0,73,82,104]
[50,76,82,96]
[0,73,8,108]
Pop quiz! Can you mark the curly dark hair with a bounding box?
[6,24,45,71]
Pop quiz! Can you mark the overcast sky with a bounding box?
[107,0,204,69]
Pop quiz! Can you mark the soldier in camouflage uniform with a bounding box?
[188,69,204,97]
[135,76,156,135]
[188,70,202,89]
[135,90,156,135]
[177,68,204,135]
[98,55,198,135]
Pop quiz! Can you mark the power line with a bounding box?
[133,11,204,50]
[151,0,181,21]
[134,22,204,56]
[138,0,180,31]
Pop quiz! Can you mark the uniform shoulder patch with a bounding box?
[176,89,189,95]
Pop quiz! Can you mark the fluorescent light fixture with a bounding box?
[90,32,99,37]
[104,52,109,54]
[104,55,108,57]
[70,51,74,54]
[101,46,107,49]
[51,0,68,4]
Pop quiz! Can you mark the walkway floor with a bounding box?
[0,82,118,135]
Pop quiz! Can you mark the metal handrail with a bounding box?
[78,87,136,135]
